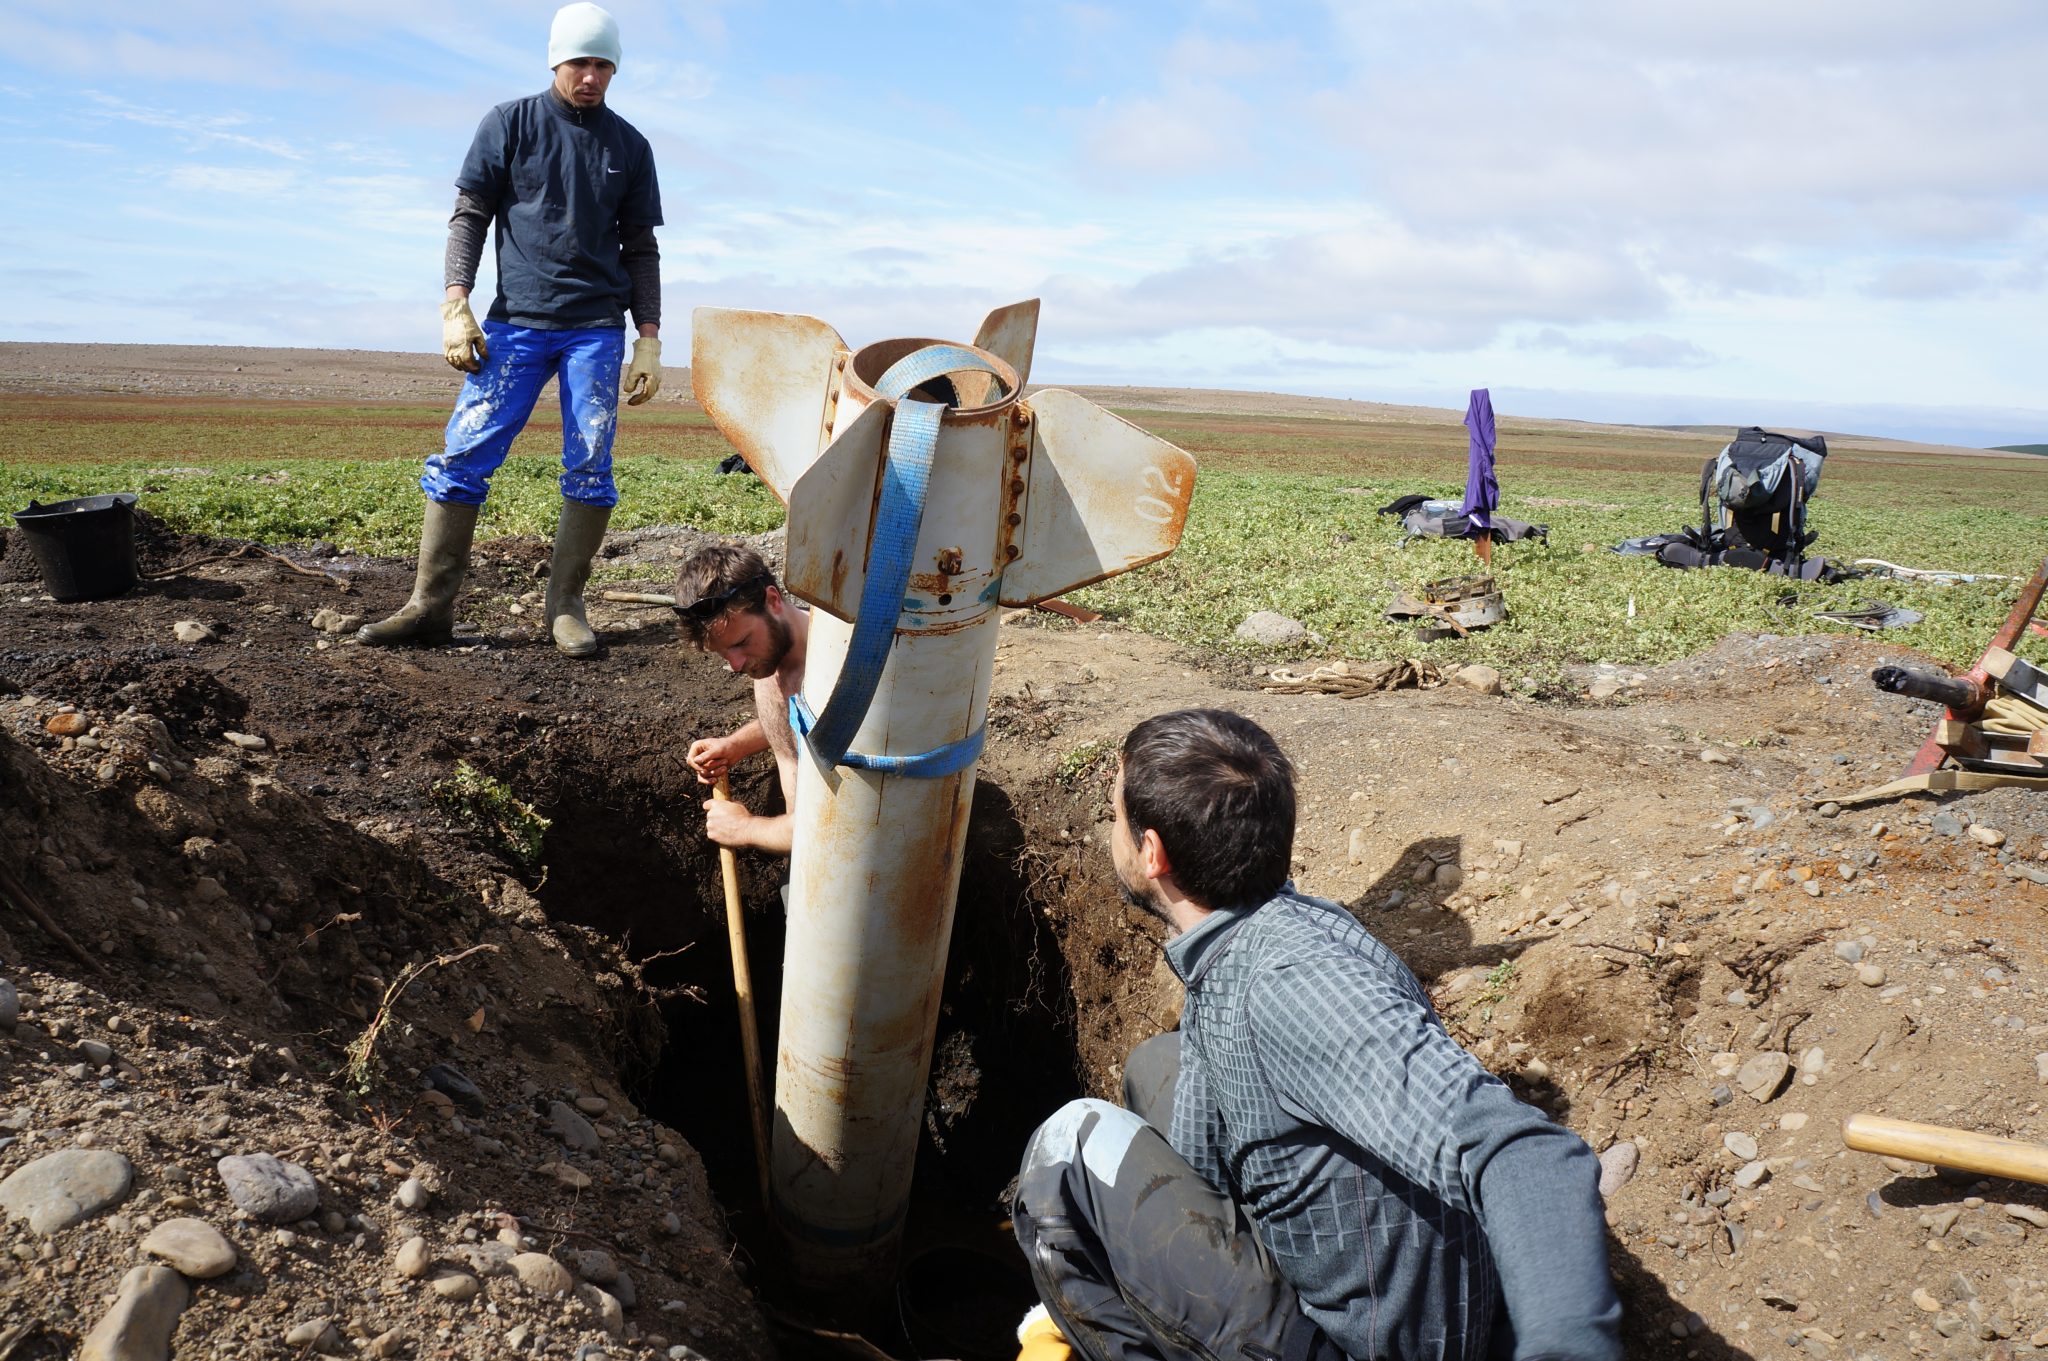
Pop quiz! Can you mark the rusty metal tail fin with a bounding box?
[999,389,1197,606]
[691,307,848,502]
[782,402,889,622]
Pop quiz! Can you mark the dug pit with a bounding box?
[513,729,1090,1358]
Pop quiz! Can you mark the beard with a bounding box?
[1116,863,1171,926]
[741,611,793,680]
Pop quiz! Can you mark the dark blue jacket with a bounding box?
[456,91,662,330]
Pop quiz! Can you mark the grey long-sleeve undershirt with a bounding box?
[442,189,662,329]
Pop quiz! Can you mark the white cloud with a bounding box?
[1043,217,1663,348]
[1527,328,1714,370]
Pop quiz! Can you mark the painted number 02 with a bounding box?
[1135,464,1185,525]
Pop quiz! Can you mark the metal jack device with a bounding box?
[691,299,1196,1288]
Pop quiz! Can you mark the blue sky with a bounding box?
[3,0,2044,447]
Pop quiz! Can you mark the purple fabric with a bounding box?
[1459,388,1498,534]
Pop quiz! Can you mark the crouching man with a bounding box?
[672,544,808,854]
[1013,708,1622,1361]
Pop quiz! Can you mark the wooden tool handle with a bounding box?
[1843,1113,2048,1187]
[713,776,773,1210]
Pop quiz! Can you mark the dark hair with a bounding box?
[673,543,777,646]
[1120,709,1294,910]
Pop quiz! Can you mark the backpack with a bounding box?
[1699,427,1827,564]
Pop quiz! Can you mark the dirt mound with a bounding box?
[5,506,2048,1359]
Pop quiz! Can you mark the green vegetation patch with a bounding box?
[429,761,552,873]
[4,394,2041,673]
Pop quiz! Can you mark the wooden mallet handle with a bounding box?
[1843,1113,2048,1187]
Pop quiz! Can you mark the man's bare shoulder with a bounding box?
[754,675,796,753]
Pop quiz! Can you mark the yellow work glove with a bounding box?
[625,335,663,405]
[440,296,488,373]
[1017,1304,1072,1361]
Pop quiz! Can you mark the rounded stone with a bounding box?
[140,1217,237,1278]
[394,1235,433,1278]
[572,1248,618,1284]
[396,1177,430,1210]
[1723,1132,1758,1161]
[1855,962,1887,987]
[216,1152,319,1223]
[286,1318,336,1348]
[79,1263,190,1359]
[1596,1140,1639,1199]
[0,1148,134,1234]
[430,1271,480,1302]
[510,1251,574,1297]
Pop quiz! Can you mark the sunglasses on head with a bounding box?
[673,571,774,622]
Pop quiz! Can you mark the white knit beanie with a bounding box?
[549,3,622,69]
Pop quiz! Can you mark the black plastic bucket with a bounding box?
[10,493,141,602]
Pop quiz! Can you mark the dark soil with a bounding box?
[4,480,2048,1360]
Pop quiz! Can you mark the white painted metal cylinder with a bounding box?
[772,369,1012,1286]
[691,305,1195,1292]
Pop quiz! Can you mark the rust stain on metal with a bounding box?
[935,547,964,576]
[908,571,950,593]
[907,615,983,637]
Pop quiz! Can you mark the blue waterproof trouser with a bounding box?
[422,321,624,508]
[1013,1035,1340,1361]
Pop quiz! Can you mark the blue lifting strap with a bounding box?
[788,344,1008,778]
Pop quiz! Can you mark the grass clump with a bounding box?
[1055,738,1117,785]
[431,762,551,873]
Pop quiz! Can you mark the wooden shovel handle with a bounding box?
[1843,1113,2048,1187]
[713,776,773,1210]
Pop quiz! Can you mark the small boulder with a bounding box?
[548,1101,601,1152]
[216,1152,319,1223]
[394,1235,433,1278]
[1597,1141,1639,1199]
[572,1248,618,1284]
[284,1318,340,1352]
[171,621,215,645]
[578,1283,626,1338]
[510,1252,574,1296]
[0,1148,134,1234]
[140,1217,237,1279]
[1450,664,1503,697]
[422,1063,486,1115]
[429,1271,480,1302]
[79,1263,189,1361]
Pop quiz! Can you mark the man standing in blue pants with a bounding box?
[360,2,663,658]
